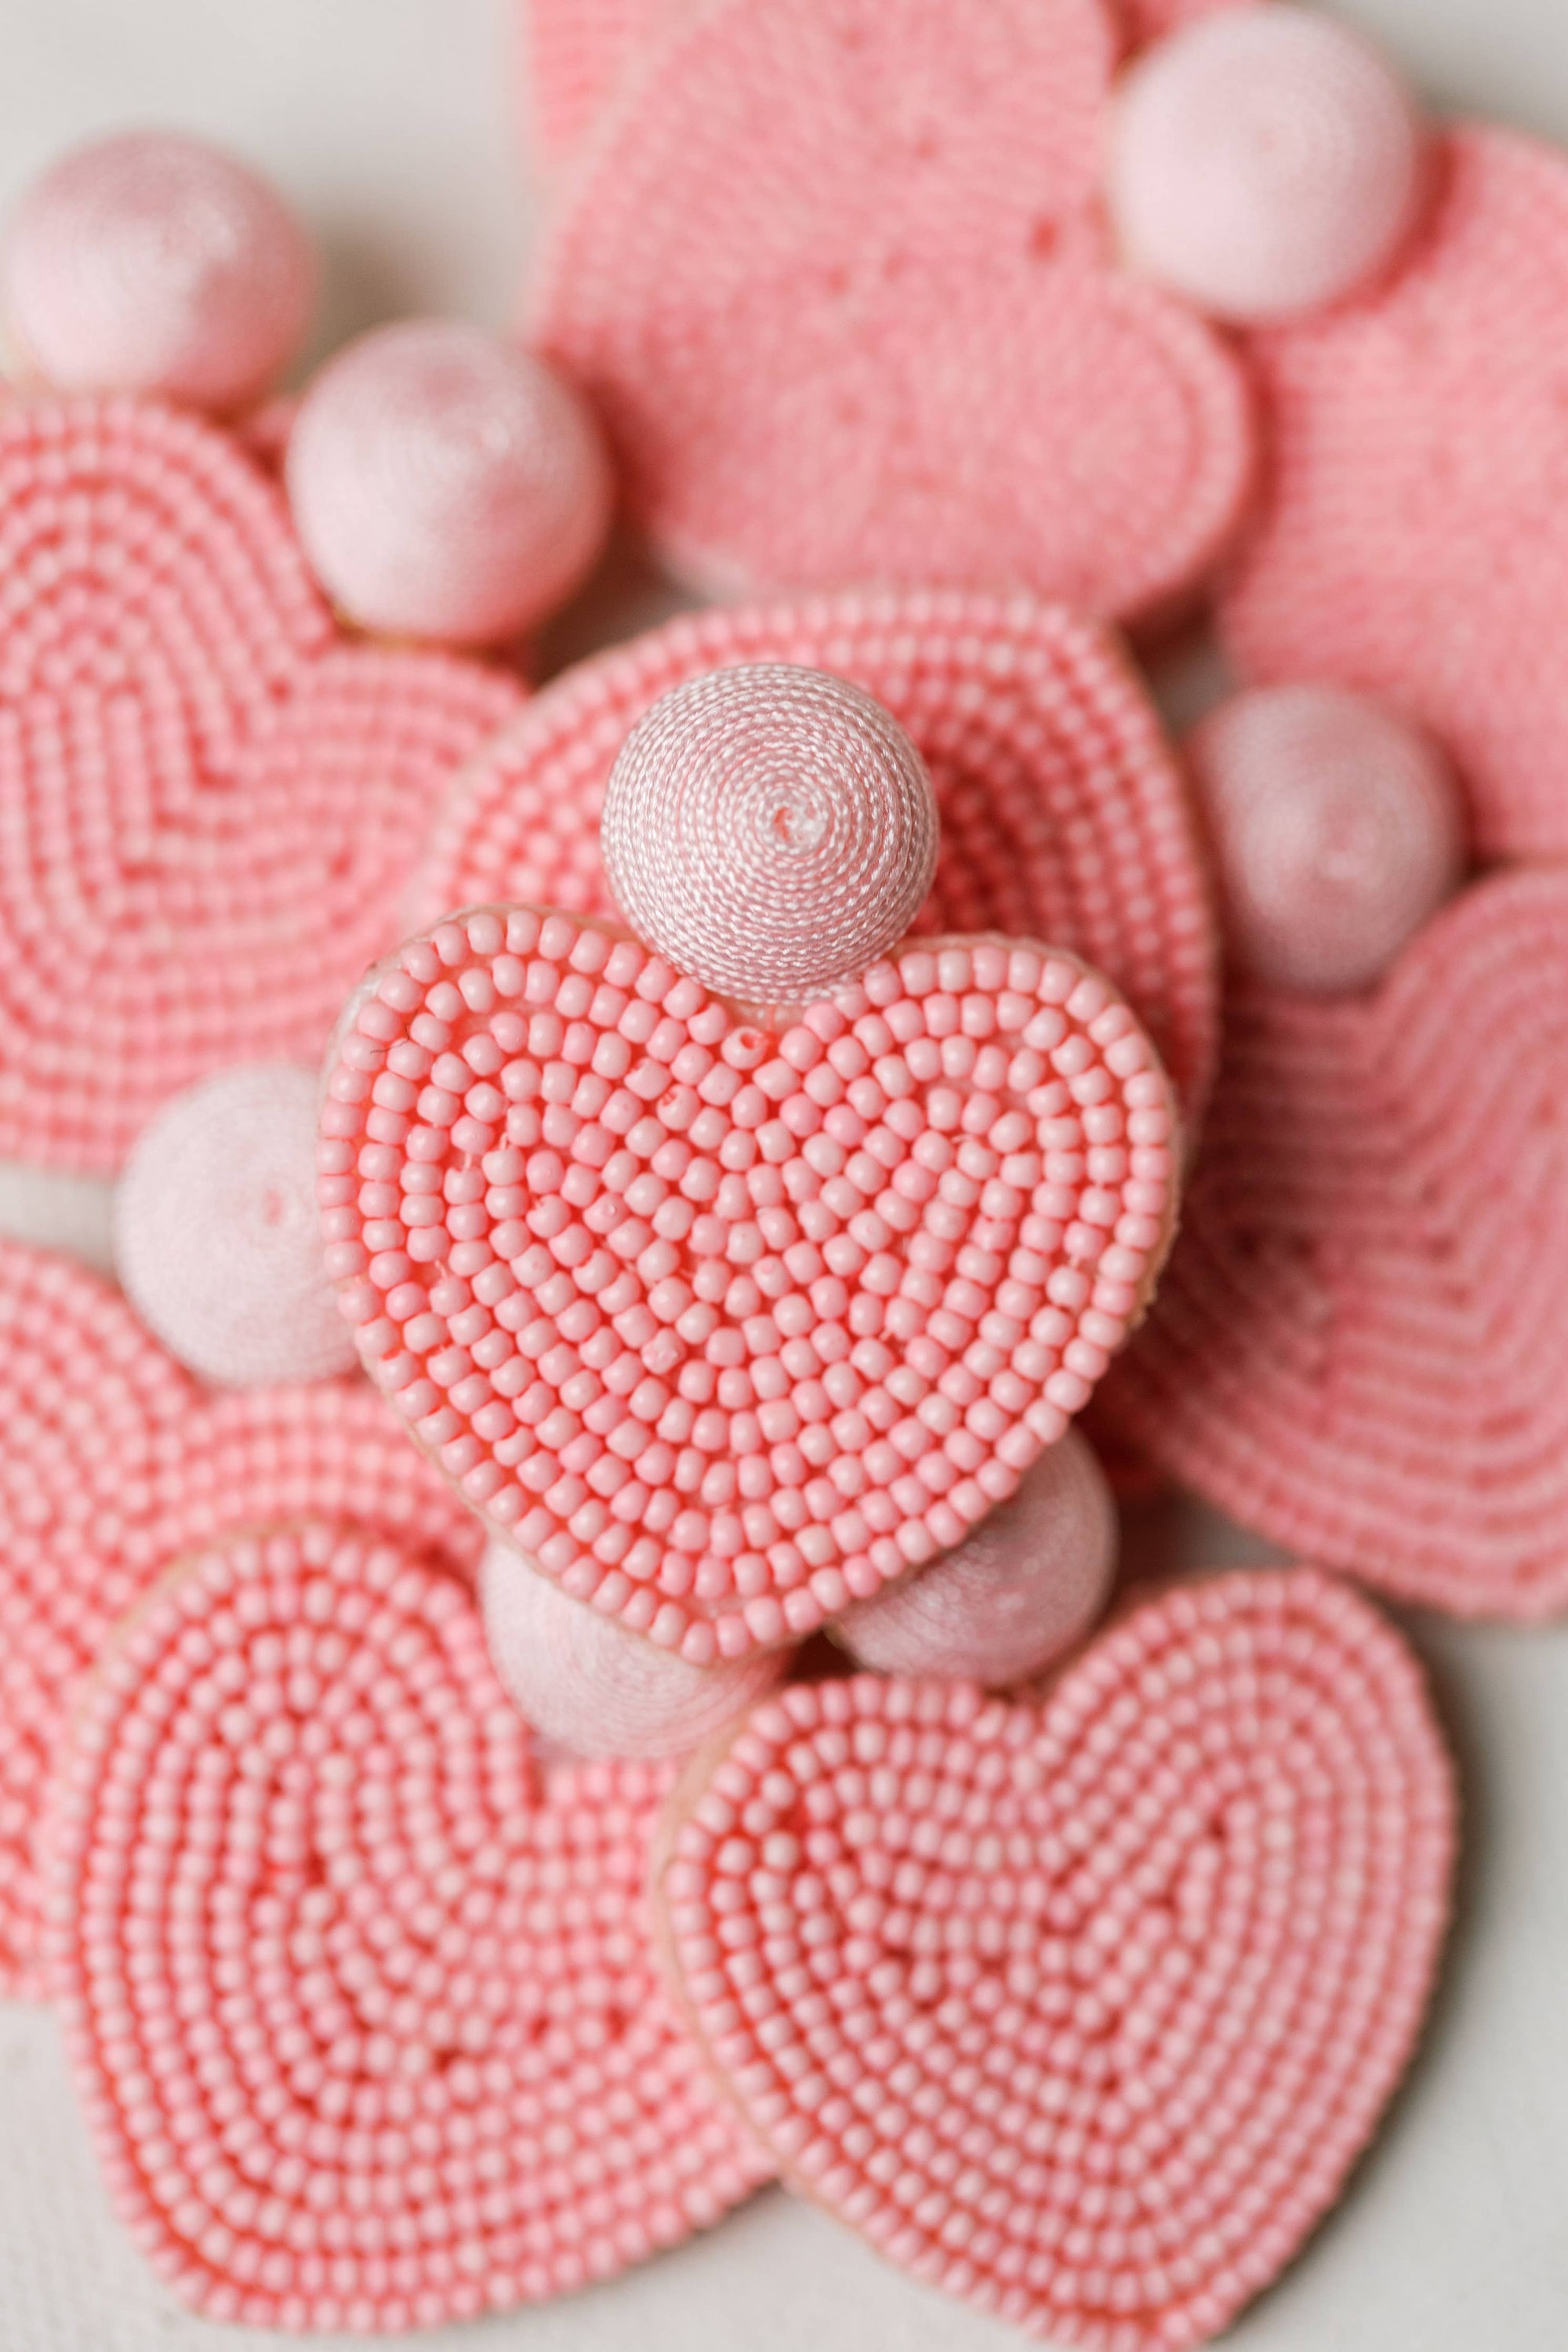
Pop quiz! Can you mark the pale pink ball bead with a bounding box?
[285,318,613,644]
[833,1428,1118,1686]
[114,1065,358,1389]
[1189,684,1465,993]
[481,1538,788,1760]
[3,129,315,409]
[601,663,939,1005]
[1106,6,1427,322]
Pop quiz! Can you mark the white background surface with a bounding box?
[0,4,1566,2348]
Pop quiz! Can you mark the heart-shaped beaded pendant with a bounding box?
[319,909,1179,1661]
[1100,868,1568,1617]
[47,1521,770,2332]
[0,396,523,1173]
[655,1566,1455,2349]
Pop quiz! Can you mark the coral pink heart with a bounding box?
[0,1236,484,1997]
[319,909,1179,1661]
[534,0,1254,626]
[523,0,679,164]
[656,1566,1455,2349]
[1100,869,1568,1617]
[47,1520,769,2331]
[1221,128,1568,860]
[0,396,524,1174]
[416,593,1221,1120]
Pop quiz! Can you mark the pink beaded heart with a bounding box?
[535,0,1253,626]
[1221,128,1568,860]
[0,1237,483,1998]
[657,1566,1455,2350]
[319,909,1179,1661]
[0,396,524,1174]
[524,0,677,165]
[1101,869,1568,1617]
[47,1521,770,2332]
[415,592,1221,1120]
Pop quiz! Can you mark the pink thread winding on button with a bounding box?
[1221,126,1568,861]
[655,1566,1456,2351]
[414,592,1221,1122]
[833,1421,1117,1683]
[535,0,1254,628]
[286,319,614,647]
[0,1236,485,1998]
[0,395,524,1176]
[318,908,1180,1663]
[46,1521,771,2333]
[1100,868,1568,1619]
[2,129,317,412]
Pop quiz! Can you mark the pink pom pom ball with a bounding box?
[833,1428,1118,1686]
[1189,684,1466,993]
[481,1538,789,1760]
[285,318,613,645]
[3,129,315,409]
[114,1065,358,1389]
[601,662,939,1005]
[1106,6,1427,322]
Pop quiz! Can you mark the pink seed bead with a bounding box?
[3,130,315,408]
[114,1065,358,1388]
[481,1537,788,1759]
[1188,684,1465,993]
[601,665,938,1004]
[833,1425,1116,1683]
[1107,6,1427,322]
[286,318,613,644]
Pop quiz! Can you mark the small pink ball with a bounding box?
[481,1539,787,1760]
[3,130,315,410]
[285,318,613,644]
[1189,684,1465,993]
[833,1428,1117,1686]
[114,1065,357,1389]
[1106,6,1427,322]
[601,663,939,1005]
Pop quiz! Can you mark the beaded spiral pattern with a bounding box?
[1102,869,1568,1618]
[535,0,1254,626]
[414,592,1221,1120]
[0,397,523,1174]
[601,665,938,1006]
[0,1238,484,1997]
[47,1523,770,2332]
[656,1567,1456,2350]
[318,909,1178,1661]
[1221,128,1568,861]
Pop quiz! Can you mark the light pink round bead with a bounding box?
[481,1537,788,1759]
[833,1427,1117,1685]
[1107,7,1427,322]
[285,318,613,644]
[1189,684,1465,993]
[114,1065,357,1389]
[3,129,315,409]
[601,663,939,1004]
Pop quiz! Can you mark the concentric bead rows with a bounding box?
[1101,867,1568,1618]
[48,1524,769,2332]
[657,1568,1455,2350]
[414,590,1219,1116]
[0,396,524,1171]
[321,907,1177,1660]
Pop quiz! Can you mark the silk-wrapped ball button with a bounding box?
[285,318,614,644]
[601,663,939,1004]
[482,1537,789,1759]
[114,1065,357,1388]
[1107,6,1427,322]
[1189,684,1465,993]
[2,129,315,409]
[833,1423,1116,1683]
